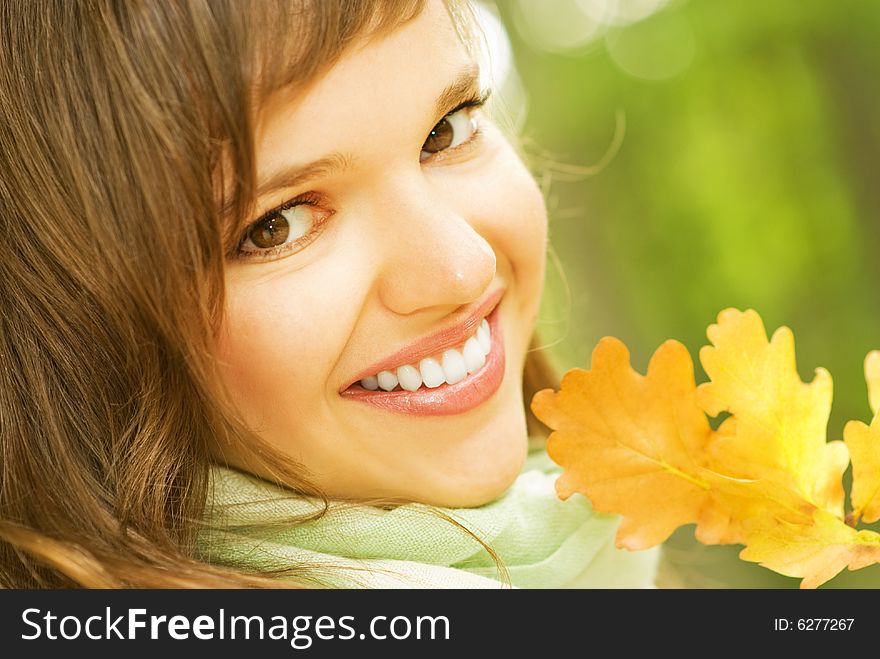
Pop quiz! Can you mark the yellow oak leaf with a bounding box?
[847,351,880,524]
[531,337,713,550]
[696,309,846,518]
[697,470,816,545]
[739,509,880,589]
[533,307,880,587]
[866,350,880,416]
[844,418,880,525]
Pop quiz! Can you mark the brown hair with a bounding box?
[0,0,558,588]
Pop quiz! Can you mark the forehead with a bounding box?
[253,0,474,180]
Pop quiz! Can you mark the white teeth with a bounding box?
[357,315,494,392]
[419,357,446,388]
[377,370,398,391]
[462,336,486,374]
[441,348,467,385]
[476,319,491,355]
[396,364,422,391]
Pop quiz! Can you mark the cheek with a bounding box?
[216,265,354,428]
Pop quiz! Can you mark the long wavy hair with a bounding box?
[0,0,559,588]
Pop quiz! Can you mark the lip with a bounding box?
[338,286,506,393]
[338,295,506,416]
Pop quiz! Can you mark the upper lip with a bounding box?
[339,287,505,392]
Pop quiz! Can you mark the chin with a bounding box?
[428,373,532,508]
[455,449,528,507]
[419,419,530,508]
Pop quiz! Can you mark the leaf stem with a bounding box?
[661,461,711,491]
[846,511,860,528]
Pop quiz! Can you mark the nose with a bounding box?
[373,174,496,316]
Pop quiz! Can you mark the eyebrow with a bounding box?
[254,151,351,199]
[433,62,481,120]
[252,63,483,201]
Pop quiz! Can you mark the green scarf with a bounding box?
[199,439,659,588]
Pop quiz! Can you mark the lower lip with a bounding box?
[339,304,506,416]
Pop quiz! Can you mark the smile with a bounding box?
[359,317,491,392]
[339,295,506,416]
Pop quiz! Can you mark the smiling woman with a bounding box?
[214,0,548,509]
[0,0,659,588]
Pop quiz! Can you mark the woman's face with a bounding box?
[216,0,548,507]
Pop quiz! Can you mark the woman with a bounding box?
[0,0,659,587]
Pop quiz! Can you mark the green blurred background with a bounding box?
[483,0,880,587]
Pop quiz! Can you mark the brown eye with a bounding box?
[237,199,331,261]
[420,107,477,161]
[423,117,455,154]
[248,213,290,249]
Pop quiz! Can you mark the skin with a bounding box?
[215,0,548,508]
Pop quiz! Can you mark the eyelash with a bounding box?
[234,192,331,262]
[421,90,491,163]
[233,90,491,262]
